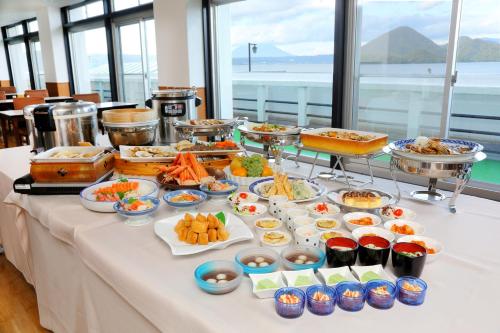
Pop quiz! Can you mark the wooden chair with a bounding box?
[0,86,17,94]
[24,89,49,98]
[0,91,5,100]
[13,97,45,110]
[73,93,101,104]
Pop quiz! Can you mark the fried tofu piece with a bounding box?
[207,214,220,229]
[184,213,194,221]
[208,228,217,242]
[217,227,229,241]
[186,230,198,245]
[178,227,188,242]
[198,232,209,245]
[191,219,208,234]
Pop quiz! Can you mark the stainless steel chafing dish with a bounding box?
[174,118,240,140]
[238,122,302,169]
[383,143,487,213]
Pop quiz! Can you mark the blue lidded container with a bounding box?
[366,280,397,309]
[274,287,306,318]
[306,285,336,316]
[336,281,366,312]
[396,276,427,306]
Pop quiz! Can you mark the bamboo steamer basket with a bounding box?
[102,108,157,123]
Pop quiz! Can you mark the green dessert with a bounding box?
[361,271,381,282]
[327,273,347,284]
[295,275,313,287]
[256,279,278,290]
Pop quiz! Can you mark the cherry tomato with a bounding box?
[394,208,403,217]
[239,193,248,199]
[249,205,256,213]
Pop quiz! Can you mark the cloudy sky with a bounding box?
[229,0,500,56]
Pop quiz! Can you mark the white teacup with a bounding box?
[292,216,315,232]
[294,225,320,247]
[285,208,309,229]
[277,201,298,222]
[269,195,288,217]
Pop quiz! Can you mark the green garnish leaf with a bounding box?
[215,211,226,225]
[117,192,125,200]
[118,177,128,183]
[127,198,137,204]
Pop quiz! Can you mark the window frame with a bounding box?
[1,18,41,90]
[61,0,154,101]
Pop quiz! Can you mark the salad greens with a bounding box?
[242,155,264,177]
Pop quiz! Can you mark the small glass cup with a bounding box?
[366,279,397,309]
[396,276,427,306]
[306,285,336,316]
[274,287,306,318]
[336,281,365,312]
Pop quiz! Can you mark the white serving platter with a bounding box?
[154,211,254,256]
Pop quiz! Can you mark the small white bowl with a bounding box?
[319,230,353,245]
[294,225,320,247]
[227,191,259,206]
[285,208,309,227]
[249,272,285,299]
[232,203,267,223]
[254,217,283,236]
[397,235,442,263]
[343,212,381,231]
[318,267,358,286]
[314,217,342,231]
[282,268,321,292]
[384,219,425,239]
[260,230,292,253]
[291,216,315,232]
[351,226,395,243]
[306,202,340,218]
[277,201,298,222]
[379,205,417,222]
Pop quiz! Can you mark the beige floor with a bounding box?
[0,254,49,333]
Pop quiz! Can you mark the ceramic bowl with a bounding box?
[281,245,326,271]
[343,212,382,231]
[163,189,207,208]
[254,217,283,236]
[351,226,395,243]
[232,202,267,223]
[113,196,160,227]
[384,219,425,239]
[235,247,280,274]
[397,235,442,263]
[294,225,321,247]
[194,260,243,295]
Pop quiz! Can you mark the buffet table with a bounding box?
[1,146,500,332]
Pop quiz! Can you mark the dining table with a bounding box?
[0,147,499,333]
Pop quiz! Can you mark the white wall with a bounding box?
[0,42,10,82]
[36,6,69,83]
[153,0,205,87]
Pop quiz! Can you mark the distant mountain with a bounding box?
[232,43,291,58]
[457,37,500,62]
[360,26,447,63]
[481,38,500,44]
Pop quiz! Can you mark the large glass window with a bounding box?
[448,0,500,185]
[30,40,45,89]
[8,42,31,92]
[6,24,23,38]
[116,18,157,105]
[27,20,39,33]
[69,1,104,22]
[113,0,152,11]
[213,0,335,129]
[70,27,111,101]
[351,0,453,141]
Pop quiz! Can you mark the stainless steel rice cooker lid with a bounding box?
[151,88,196,99]
[24,102,97,119]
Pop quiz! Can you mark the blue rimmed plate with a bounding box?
[163,189,207,208]
[248,177,325,203]
[200,179,239,197]
[389,138,483,162]
[113,196,160,226]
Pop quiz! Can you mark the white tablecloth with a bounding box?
[2,146,500,332]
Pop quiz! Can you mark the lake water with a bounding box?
[233,62,500,87]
